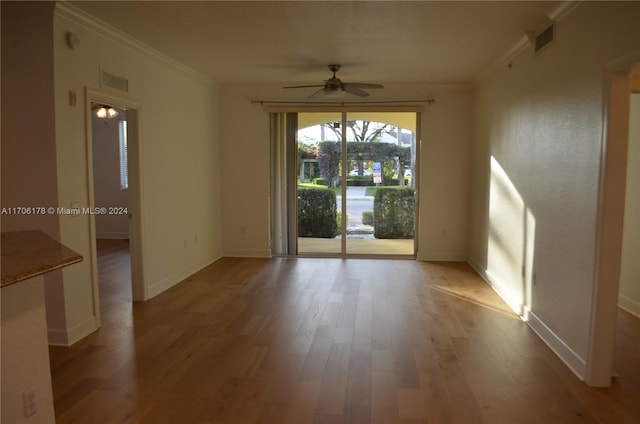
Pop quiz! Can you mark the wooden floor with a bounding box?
[49,239,640,423]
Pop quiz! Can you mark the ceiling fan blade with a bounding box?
[344,82,384,89]
[308,88,326,98]
[283,84,325,89]
[344,86,370,97]
[282,64,385,98]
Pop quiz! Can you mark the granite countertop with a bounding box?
[1,230,82,287]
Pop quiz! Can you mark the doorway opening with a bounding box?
[608,66,640,399]
[86,90,145,328]
[588,55,640,387]
[90,104,133,318]
[271,110,419,258]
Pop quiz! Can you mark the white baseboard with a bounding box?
[525,308,587,380]
[48,315,98,346]
[467,258,523,315]
[95,232,130,239]
[417,251,467,262]
[222,249,271,258]
[619,294,640,318]
[147,255,221,299]
[467,257,587,381]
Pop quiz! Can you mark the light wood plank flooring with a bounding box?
[49,240,640,423]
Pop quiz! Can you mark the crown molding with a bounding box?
[606,49,640,73]
[546,1,582,23]
[472,1,581,86]
[472,34,532,86]
[54,2,215,86]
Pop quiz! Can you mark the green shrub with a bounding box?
[346,176,374,186]
[382,168,398,186]
[313,178,327,186]
[382,177,400,186]
[374,187,415,239]
[298,187,338,238]
[362,211,374,226]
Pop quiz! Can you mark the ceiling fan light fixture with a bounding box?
[323,85,345,98]
[283,64,383,98]
[96,106,108,118]
[107,107,119,118]
[96,105,119,119]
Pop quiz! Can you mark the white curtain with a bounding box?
[269,113,297,255]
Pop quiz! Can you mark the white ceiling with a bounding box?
[70,1,557,86]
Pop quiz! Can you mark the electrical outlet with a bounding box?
[23,388,37,418]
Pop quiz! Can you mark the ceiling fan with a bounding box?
[283,64,384,98]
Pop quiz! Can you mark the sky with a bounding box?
[297,123,413,145]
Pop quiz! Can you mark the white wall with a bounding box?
[1,2,58,235]
[92,110,129,239]
[219,87,271,257]
[51,3,222,344]
[1,276,56,424]
[0,1,71,335]
[219,85,472,260]
[469,2,640,379]
[619,93,640,317]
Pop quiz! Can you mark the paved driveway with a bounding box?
[336,187,373,233]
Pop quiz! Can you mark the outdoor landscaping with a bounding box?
[297,120,416,241]
[297,184,415,239]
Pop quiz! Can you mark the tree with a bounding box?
[324,120,390,143]
[297,144,318,182]
[316,141,410,188]
[322,120,392,176]
[317,141,341,188]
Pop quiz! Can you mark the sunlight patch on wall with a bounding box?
[488,156,536,317]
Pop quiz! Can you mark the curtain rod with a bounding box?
[250,98,435,106]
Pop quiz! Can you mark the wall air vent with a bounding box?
[534,24,555,55]
[101,71,129,92]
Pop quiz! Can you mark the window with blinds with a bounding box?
[118,120,128,190]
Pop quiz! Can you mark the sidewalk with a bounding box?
[338,186,374,237]
[336,186,369,201]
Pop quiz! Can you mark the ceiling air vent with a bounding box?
[534,24,555,55]
[101,71,129,93]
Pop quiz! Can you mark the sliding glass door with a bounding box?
[296,112,342,255]
[343,112,416,255]
[292,111,418,257]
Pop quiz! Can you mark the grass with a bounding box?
[298,182,322,189]
[365,187,378,196]
[297,183,341,196]
[299,182,411,197]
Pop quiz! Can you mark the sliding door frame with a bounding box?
[270,106,422,258]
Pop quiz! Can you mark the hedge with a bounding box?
[374,187,415,239]
[362,211,374,226]
[346,176,374,186]
[298,187,338,238]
